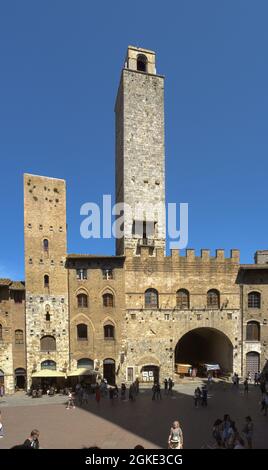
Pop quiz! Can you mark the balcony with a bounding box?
[137,238,155,247]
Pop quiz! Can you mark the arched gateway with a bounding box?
[175,327,233,376]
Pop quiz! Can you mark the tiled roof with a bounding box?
[0,278,12,286]
[9,281,25,290]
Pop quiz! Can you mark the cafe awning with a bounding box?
[32,370,66,378]
[67,368,98,377]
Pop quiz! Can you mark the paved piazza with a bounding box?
[0,380,267,449]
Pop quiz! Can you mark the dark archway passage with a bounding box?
[175,328,233,374]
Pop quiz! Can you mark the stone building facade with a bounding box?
[1,45,268,393]
[0,279,26,394]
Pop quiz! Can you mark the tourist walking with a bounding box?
[194,387,201,408]
[164,378,168,394]
[242,416,253,449]
[254,373,258,386]
[212,419,222,447]
[244,378,249,395]
[23,429,40,449]
[134,378,139,395]
[121,383,126,400]
[260,379,266,398]
[66,390,75,409]
[226,421,237,449]
[168,421,183,449]
[261,392,268,416]
[152,383,157,401]
[156,382,162,400]
[201,385,208,407]
[129,383,135,401]
[222,414,231,447]
[167,377,174,395]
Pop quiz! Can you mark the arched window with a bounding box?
[104,324,115,339]
[43,239,49,251]
[77,293,88,308]
[248,291,261,308]
[176,289,190,309]
[77,358,94,369]
[207,289,220,309]
[103,293,114,307]
[41,360,56,370]
[15,329,23,344]
[0,324,2,340]
[137,54,147,72]
[40,335,56,352]
[246,321,260,341]
[145,288,159,308]
[77,323,88,340]
[44,275,49,288]
[45,312,51,322]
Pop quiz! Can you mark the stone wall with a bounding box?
[67,255,125,380]
[119,247,242,383]
[115,46,166,255]
[0,282,26,393]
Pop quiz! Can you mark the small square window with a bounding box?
[102,268,113,280]
[76,269,87,280]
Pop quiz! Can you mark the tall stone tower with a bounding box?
[24,174,69,386]
[115,46,166,255]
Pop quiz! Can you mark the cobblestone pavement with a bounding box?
[0,381,267,449]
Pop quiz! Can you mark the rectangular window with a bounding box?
[102,268,113,280]
[127,367,134,382]
[15,330,24,344]
[164,314,170,320]
[76,269,87,280]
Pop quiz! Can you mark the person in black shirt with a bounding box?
[23,429,40,449]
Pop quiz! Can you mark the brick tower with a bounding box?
[24,174,69,387]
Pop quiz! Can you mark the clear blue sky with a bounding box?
[0,0,268,280]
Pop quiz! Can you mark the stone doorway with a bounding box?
[103,359,115,385]
[15,368,26,390]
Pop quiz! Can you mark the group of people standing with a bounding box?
[194,385,208,407]
[212,414,253,449]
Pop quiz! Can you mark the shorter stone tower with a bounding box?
[24,174,69,387]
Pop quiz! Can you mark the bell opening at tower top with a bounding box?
[137,54,147,72]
